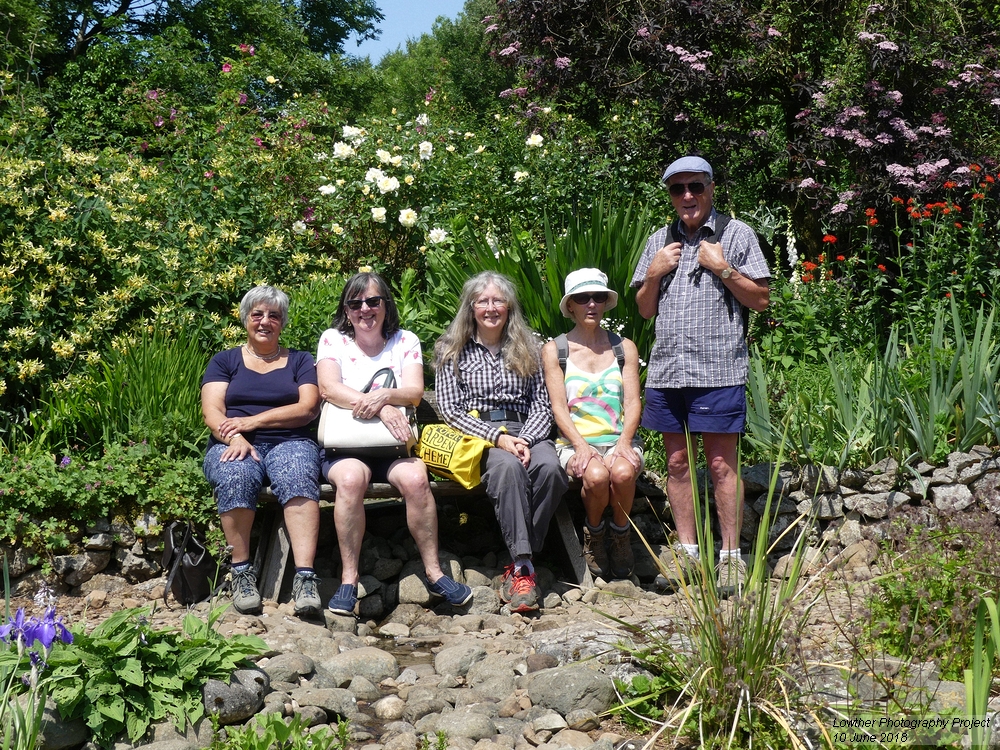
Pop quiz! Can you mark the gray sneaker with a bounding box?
[231,566,262,614]
[716,555,748,598]
[292,571,322,616]
[582,524,610,579]
[608,526,634,579]
[654,543,701,591]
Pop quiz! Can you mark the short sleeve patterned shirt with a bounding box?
[315,328,422,391]
[630,210,770,388]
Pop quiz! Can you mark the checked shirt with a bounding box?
[630,209,770,388]
[434,340,553,446]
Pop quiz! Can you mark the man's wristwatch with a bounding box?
[720,266,734,279]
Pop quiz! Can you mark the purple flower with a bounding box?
[59,456,71,468]
[876,40,898,51]
[499,43,520,56]
[145,90,158,100]
[484,23,499,33]
[554,56,571,70]
[237,93,247,105]
[222,63,232,73]
[767,27,782,37]
[799,177,820,188]
[636,27,650,38]
[153,116,164,128]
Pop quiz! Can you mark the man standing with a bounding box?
[630,156,770,595]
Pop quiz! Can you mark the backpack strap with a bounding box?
[608,332,626,370]
[162,521,192,605]
[555,333,569,374]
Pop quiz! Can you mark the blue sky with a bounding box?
[346,0,468,62]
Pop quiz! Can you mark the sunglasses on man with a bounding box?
[570,292,610,305]
[667,181,708,197]
[346,296,383,311]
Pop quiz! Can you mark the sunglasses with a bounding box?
[668,181,708,197]
[570,292,610,305]
[346,296,383,311]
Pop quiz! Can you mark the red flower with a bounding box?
[906,242,913,247]
[825,270,834,279]
[985,176,995,184]
[907,197,915,205]
[878,264,887,272]
[944,181,957,189]
[822,234,837,243]
[865,207,876,217]
[952,270,958,275]
[953,204,962,212]
[801,272,814,283]
[955,222,963,228]
[868,217,878,226]
[945,292,952,298]
[973,193,986,200]
[818,253,826,263]
[802,261,819,271]
[836,255,845,261]
[970,164,982,172]
[942,208,951,214]
[892,196,904,205]
[922,210,932,218]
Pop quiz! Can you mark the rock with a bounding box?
[114,548,160,583]
[373,695,407,721]
[288,686,358,718]
[521,665,615,716]
[373,557,404,580]
[380,622,410,638]
[6,547,36,578]
[53,551,111,586]
[931,483,975,512]
[800,464,839,493]
[742,463,798,495]
[468,585,501,615]
[36,698,89,750]
[262,652,315,684]
[318,647,399,686]
[842,491,908,519]
[553,729,594,749]
[526,653,558,673]
[348,675,382,701]
[973,471,1000,513]
[430,709,498,740]
[203,668,270,725]
[383,732,419,750]
[359,592,386,620]
[84,533,114,551]
[435,644,487,677]
[796,492,843,520]
[565,709,601,731]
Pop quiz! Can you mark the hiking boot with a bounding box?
[716,555,748,598]
[499,563,539,613]
[608,526,635,579]
[582,523,610,579]
[327,583,358,616]
[427,574,474,606]
[231,566,262,614]
[654,543,700,592]
[291,571,322,617]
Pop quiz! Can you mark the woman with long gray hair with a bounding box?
[434,271,568,613]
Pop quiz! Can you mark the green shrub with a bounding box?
[50,605,266,747]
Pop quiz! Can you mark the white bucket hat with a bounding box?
[559,268,619,318]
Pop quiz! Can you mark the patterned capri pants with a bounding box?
[203,439,321,514]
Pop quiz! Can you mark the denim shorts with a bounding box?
[203,439,321,514]
[641,385,746,434]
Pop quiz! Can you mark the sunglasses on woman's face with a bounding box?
[346,296,383,311]
[668,181,708,197]
[570,292,609,305]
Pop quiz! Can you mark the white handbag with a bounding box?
[317,367,417,458]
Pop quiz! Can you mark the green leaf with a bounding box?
[116,657,145,686]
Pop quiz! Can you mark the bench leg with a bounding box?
[258,516,291,603]
[553,498,594,589]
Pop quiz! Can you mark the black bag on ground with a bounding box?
[161,521,219,605]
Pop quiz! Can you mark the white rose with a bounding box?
[332,142,355,159]
[377,176,400,194]
[513,171,529,182]
[376,149,392,164]
[371,207,387,223]
[429,228,448,244]
[365,167,385,183]
[398,208,418,227]
[526,134,544,148]
[292,221,308,235]
[318,184,337,195]
[418,141,433,160]
[416,113,430,126]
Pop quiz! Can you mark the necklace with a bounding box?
[244,344,283,362]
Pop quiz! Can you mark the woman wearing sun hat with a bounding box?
[542,268,643,580]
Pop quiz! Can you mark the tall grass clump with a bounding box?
[614,436,826,748]
[32,331,209,457]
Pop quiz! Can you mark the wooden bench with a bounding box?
[253,394,593,603]
[255,479,591,602]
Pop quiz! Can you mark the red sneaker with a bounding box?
[500,563,539,613]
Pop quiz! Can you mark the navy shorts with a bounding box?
[204,439,321,514]
[641,385,746,434]
[321,450,402,484]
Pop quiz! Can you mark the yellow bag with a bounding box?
[417,423,492,489]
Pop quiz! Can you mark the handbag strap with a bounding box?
[163,521,193,605]
[361,366,397,393]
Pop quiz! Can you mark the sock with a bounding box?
[586,520,605,533]
[232,560,251,572]
[681,543,700,560]
[295,567,315,576]
[514,556,534,575]
[719,549,741,560]
[610,521,629,534]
